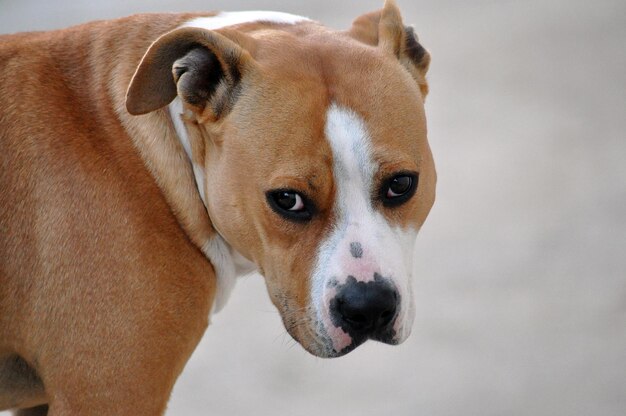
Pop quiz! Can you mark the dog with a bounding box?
[0,1,435,414]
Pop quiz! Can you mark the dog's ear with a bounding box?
[348,0,431,98]
[126,27,257,119]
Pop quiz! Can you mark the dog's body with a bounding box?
[0,13,217,414]
[0,2,435,414]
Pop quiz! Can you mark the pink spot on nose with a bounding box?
[329,326,352,352]
[321,286,353,352]
[340,249,378,283]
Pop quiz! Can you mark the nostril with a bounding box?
[344,313,368,329]
[380,308,394,326]
[334,298,372,331]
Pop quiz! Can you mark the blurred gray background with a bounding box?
[1,0,625,415]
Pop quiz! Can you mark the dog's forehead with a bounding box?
[260,36,426,150]
[239,31,427,156]
[325,50,427,160]
[184,12,427,163]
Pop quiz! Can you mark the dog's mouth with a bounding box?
[287,322,402,358]
[326,327,400,358]
[281,305,406,358]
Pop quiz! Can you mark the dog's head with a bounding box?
[127,1,435,357]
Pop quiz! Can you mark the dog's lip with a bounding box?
[336,338,363,356]
[327,328,399,357]
[295,328,400,358]
[284,321,355,358]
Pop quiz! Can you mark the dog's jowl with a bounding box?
[0,1,435,414]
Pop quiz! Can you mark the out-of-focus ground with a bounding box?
[1,0,625,415]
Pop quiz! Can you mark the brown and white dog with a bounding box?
[0,1,435,414]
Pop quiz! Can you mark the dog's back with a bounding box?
[0,15,216,413]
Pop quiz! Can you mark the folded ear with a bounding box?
[349,0,431,98]
[126,27,256,119]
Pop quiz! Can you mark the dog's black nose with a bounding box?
[331,276,398,336]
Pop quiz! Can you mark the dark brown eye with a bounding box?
[274,191,304,211]
[387,176,412,198]
[266,189,312,222]
[381,172,418,207]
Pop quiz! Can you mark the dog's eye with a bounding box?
[274,191,304,211]
[266,190,312,222]
[381,172,419,207]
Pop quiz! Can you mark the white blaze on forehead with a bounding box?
[319,103,383,282]
[312,104,377,300]
[182,11,311,30]
[325,104,376,219]
[312,103,418,347]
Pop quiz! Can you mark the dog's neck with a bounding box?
[118,87,252,314]
[167,97,257,312]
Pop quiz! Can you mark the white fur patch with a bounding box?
[312,104,418,347]
[182,11,311,31]
[169,102,258,314]
[202,236,256,313]
[169,98,207,205]
[169,97,235,312]
[169,99,257,312]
